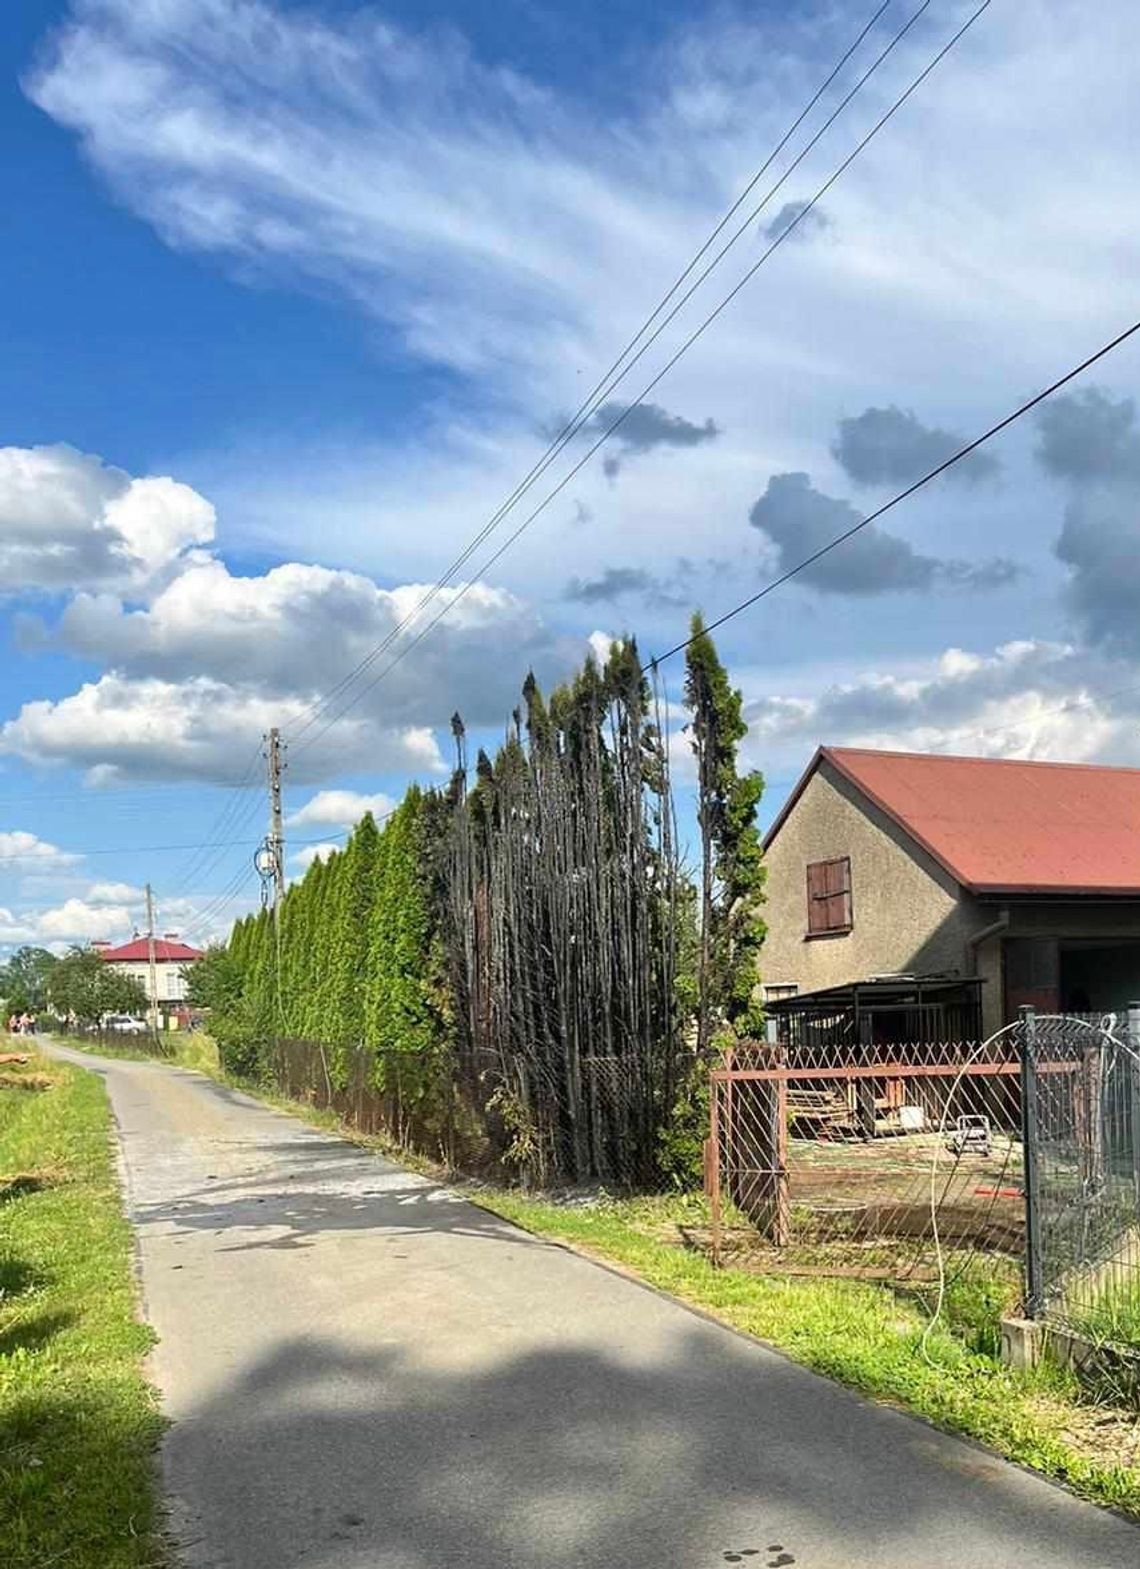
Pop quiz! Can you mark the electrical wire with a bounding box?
[284,0,923,751]
[919,1013,1140,1366]
[167,790,265,900]
[920,1021,1016,1365]
[293,0,995,760]
[936,674,1140,753]
[176,862,260,942]
[165,743,265,896]
[0,831,349,865]
[647,311,1140,672]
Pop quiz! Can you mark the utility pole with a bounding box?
[145,882,160,1046]
[265,727,286,914]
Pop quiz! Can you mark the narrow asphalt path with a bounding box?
[51,1040,1138,1569]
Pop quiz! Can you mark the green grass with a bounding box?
[1067,1274,1140,1350]
[471,1188,1140,1518]
[58,1030,221,1077]
[0,1049,165,1568]
[49,1034,1140,1522]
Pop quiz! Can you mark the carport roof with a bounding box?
[765,747,1140,897]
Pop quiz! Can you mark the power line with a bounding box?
[647,312,1140,669]
[0,831,347,865]
[0,786,192,808]
[285,0,917,751]
[906,674,1140,754]
[293,0,994,760]
[167,792,266,898]
[0,772,259,807]
[165,743,265,896]
[177,863,262,941]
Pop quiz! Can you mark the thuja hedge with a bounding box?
[219,787,445,1086]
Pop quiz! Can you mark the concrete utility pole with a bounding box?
[265,727,287,914]
[145,882,160,1044]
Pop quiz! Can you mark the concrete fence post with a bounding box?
[1019,1005,1045,1319]
[1128,1003,1140,1212]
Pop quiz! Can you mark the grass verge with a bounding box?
[470,1189,1140,1519]
[0,1048,165,1568]
[57,1031,221,1076]
[51,1034,1140,1522]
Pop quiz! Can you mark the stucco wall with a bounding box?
[974,932,1005,1038]
[107,959,190,1005]
[762,759,975,994]
[975,904,1140,1035]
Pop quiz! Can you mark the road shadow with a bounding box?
[133,1153,544,1255]
[0,1306,75,1358]
[164,1328,1140,1569]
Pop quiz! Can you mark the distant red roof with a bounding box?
[767,747,1140,897]
[99,937,203,963]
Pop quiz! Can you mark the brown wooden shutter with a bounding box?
[829,857,852,930]
[806,861,828,932]
[807,858,852,933]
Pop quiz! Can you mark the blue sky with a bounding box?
[3,0,1140,950]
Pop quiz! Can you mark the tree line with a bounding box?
[190,617,765,1185]
[0,945,148,1025]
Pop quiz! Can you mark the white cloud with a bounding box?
[0,444,214,596]
[587,630,616,666]
[0,886,246,956]
[287,790,396,829]
[35,898,134,942]
[0,447,591,782]
[54,556,566,731]
[0,908,37,946]
[17,0,1140,810]
[86,880,145,904]
[741,640,1140,776]
[0,830,80,868]
[0,673,445,785]
[291,842,339,872]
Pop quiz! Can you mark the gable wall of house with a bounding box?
[762,759,978,996]
[106,958,191,1006]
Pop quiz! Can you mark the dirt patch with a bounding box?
[0,1071,56,1092]
[0,1169,64,1204]
[1028,1392,1140,1471]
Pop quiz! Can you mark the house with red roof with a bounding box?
[95,933,204,1015]
[762,747,1140,1036]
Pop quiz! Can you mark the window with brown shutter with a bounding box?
[806,856,852,936]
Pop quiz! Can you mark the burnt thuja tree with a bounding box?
[684,612,766,1050]
[443,640,684,1186]
[660,617,765,1187]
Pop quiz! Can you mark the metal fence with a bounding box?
[1021,1009,1140,1358]
[708,1036,1023,1280]
[39,1016,176,1057]
[270,1037,660,1188]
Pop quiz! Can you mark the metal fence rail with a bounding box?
[1021,1009,1140,1357]
[270,1037,663,1188]
[708,1037,1023,1279]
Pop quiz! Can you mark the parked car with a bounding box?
[103,1014,149,1035]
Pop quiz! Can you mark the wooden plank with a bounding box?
[710,1061,1032,1083]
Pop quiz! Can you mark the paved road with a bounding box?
[51,1041,1138,1569]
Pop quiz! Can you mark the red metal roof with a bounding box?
[99,937,204,963]
[768,746,1140,896]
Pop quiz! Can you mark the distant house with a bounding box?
[762,747,1140,1036]
[95,934,204,1014]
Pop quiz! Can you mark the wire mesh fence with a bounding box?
[272,1038,482,1167]
[39,1015,176,1057]
[708,1036,1024,1281]
[1022,1010,1140,1359]
[270,1037,665,1188]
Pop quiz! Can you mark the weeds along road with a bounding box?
[48,1039,1140,1569]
